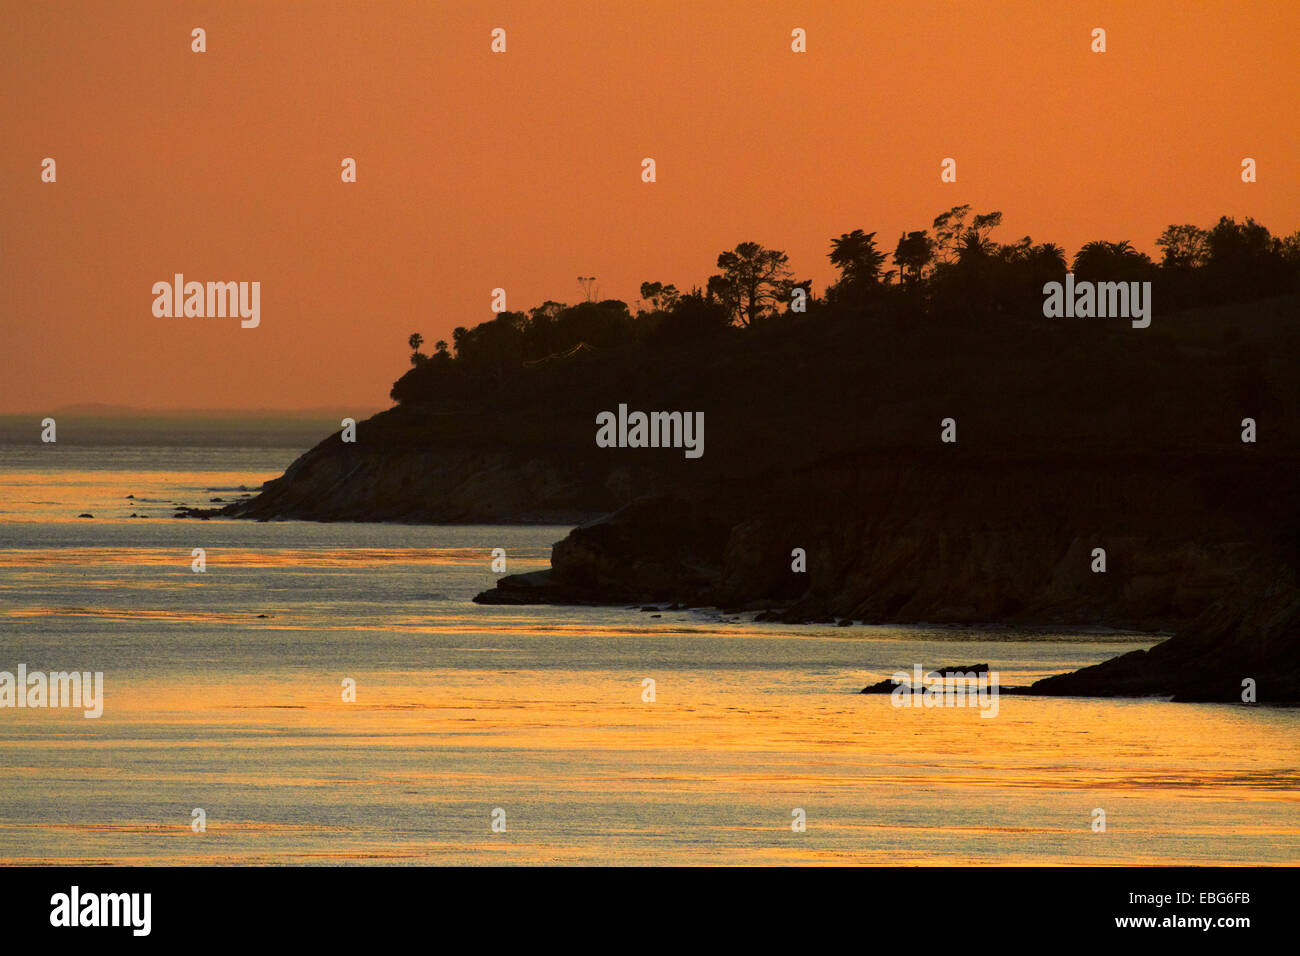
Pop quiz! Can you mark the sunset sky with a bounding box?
[3,0,1298,412]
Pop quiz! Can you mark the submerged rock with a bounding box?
[861,664,991,693]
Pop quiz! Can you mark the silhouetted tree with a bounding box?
[1281,230,1300,266]
[828,230,886,307]
[1031,242,1067,269]
[1156,225,1210,269]
[968,212,1003,246]
[553,299,634,348]
[638,281,681,314]
[710,242,794,326]
[388,209,1300,408]
[1203,216,1289,299]
[408,332,426,366]
[1072,241,1153,283]
[894,231,934,286]
[958,230,996,262]
[650,288,731,342]
[932,207,1002,265]
[932,205,972,263]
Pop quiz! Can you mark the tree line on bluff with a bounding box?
[392,206,1300,405]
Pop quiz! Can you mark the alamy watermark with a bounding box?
[152,274,260,328]
[0,665,103,718]
[50,886,150,936]
[1042,273,1151,328]
[595,404,704,459]
[889,664,999,718]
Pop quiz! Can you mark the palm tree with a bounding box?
[1031,243,1067,272]
[408,332,426,367]
[957,231,995,261]
[1072,240,1151,280]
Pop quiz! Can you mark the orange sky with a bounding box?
[2,0,1298,412]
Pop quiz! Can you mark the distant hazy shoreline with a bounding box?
[0,411,383,450]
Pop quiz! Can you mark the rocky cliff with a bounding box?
[472,452,1299,701]
[197,406,668,524]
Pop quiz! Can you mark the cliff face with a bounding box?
[219,444,605,523]
[474,454,1299,702]
[478,453,1288,626]
[717,455,1284,627]
[204,408,666,524]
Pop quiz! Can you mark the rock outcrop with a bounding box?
[471,453,1299,700]
[1028,581,1300,702]
[191,408,660,524]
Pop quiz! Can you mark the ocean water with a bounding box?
[0,442,1296,865]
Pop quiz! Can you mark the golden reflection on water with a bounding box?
[3,667,1297,866]
[0,470,278,523]
[1,473,1296,865]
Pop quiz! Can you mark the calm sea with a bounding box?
[0,437,1296,864]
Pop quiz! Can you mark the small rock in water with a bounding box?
[77,513,93,518]
[930,663,989,675]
